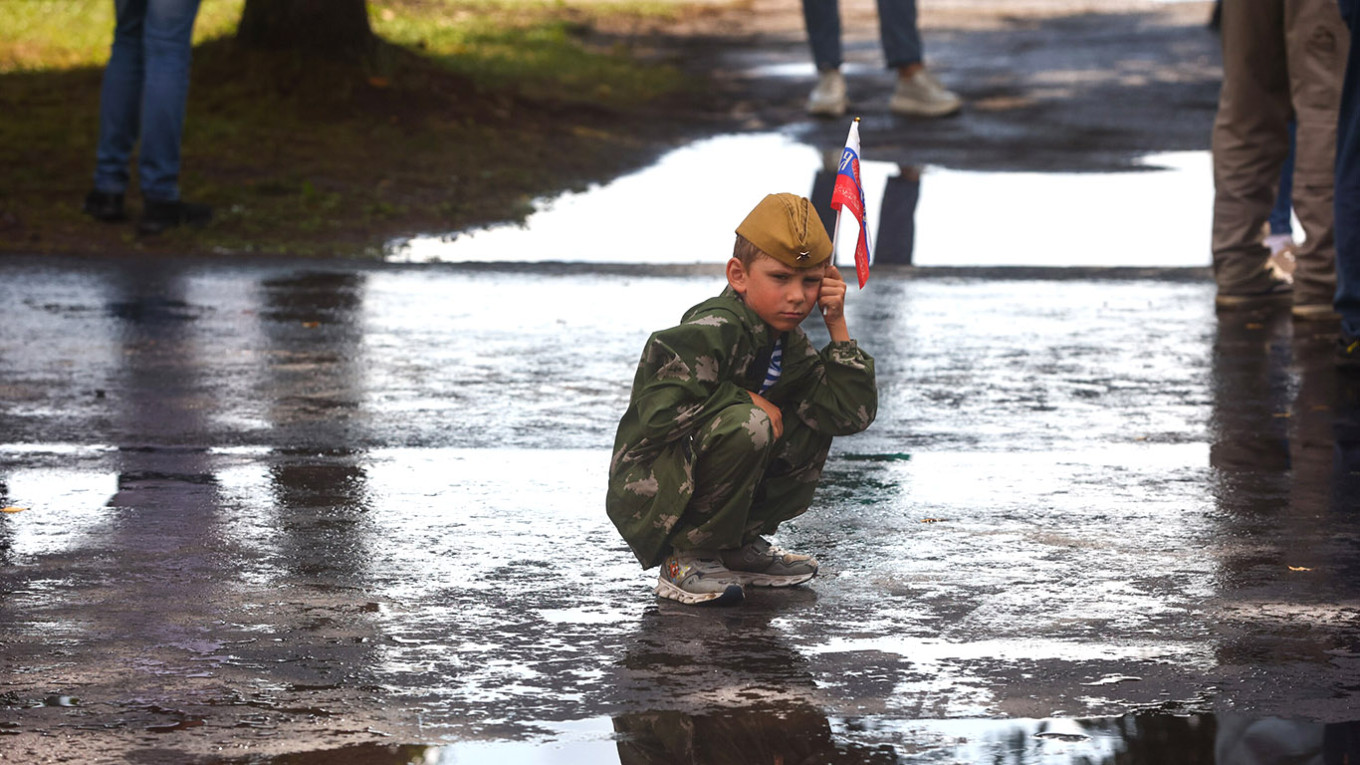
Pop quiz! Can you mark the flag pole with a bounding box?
[831,204,843,268]
[829,116,869,288]
[830,117,859,268]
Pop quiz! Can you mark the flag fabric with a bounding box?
[830,118,871,288]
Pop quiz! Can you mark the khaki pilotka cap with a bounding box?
[735,193,833,269]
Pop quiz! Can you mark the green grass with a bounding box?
[1,0,245,72]
[0,0,716,257]
[371,0,686,103]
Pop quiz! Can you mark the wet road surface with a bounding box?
[2,255,1360,763]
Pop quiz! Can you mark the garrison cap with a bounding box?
[735,193,832,268]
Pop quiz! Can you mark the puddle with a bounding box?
[1,468,119,558]
[216,712,1360,764]
[388,133,1213,269]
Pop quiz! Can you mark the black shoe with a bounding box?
[82,190,127,222]
[1215,278,1293,309]
[138,198,212,235]
[1339,334,1360,371]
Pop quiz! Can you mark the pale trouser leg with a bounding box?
[1285,0,1349,305]
[1211,0,1293,296]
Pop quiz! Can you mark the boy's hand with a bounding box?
[819,266,851,343]
[748,390,784,439]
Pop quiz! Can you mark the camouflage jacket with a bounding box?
[607,286,877,568]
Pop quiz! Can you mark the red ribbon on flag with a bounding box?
[830,119,871,288]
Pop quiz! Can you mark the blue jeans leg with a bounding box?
[877,0,923,68]
[1337,0,1360,336]
[93,0,148,195]
[139,0,202,202]
[92,0,202,201]
[1268,121,1296,236]
[802,0,843,70]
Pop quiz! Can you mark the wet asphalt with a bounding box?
[6,1,1360,762]
[1,255,1359,764]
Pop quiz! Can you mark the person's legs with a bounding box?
[92,0,148,196]
[876,0,923,68]
[137,0,202,202]
[1336,0,1360,344]
[1283,0,1348,316]
[880,0,960,116]
[802,0,848,116]
[801,0,843,71]
[1211,0,1295,301]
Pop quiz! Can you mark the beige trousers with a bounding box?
[1212,0,1349,303]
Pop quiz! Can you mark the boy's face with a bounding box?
[727,254,825,333]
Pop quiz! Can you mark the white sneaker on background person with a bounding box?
[890,67,962,117]
[807,69,848,117]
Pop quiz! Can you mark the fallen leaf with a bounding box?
[920,518,945,523]
[302,321,320,329]
[1,506,26,514]
[1288,566,1313,572]
[368,76,390,88]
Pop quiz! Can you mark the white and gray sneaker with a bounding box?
[807,69,848,117]
[719,537,818,587]
[656,552,745,605]
[890,68,962,117]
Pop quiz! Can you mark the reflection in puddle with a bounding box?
[218,712,1360,764]
[389,133,1211,269]
[1,468,118,558]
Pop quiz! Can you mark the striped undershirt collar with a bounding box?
[759,337,783,394]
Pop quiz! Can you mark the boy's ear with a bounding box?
[726,257,748,295]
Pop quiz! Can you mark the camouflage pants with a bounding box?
[668,401,832,553]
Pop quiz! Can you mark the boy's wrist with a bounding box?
[825,317,850,343]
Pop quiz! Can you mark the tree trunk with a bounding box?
[237,0,375,59]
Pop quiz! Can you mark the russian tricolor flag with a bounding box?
[830,118,871,288]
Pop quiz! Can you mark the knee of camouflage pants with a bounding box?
[669,403,778,552]
[748,413,833,537]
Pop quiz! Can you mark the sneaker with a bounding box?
[719,537,818,587]
[82,190,126,223]
[1267,246,1296,277]
[138,198,212,236]
[1339,334,1360,370]
[1214,278,1293,309]
[890,68,962,117]
[655,553,744,605]
[807,69,848,117]
[1292,303,1341,321]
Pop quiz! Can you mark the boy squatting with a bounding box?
[606,193,878,605]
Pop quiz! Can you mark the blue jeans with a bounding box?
[1268,121,1296,236]
[1339,0,1360,336]
[801,0,923,71]
[93,0,202,202]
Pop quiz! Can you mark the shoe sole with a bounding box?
[1292,305,1341,321]
[729,570,816,588]
[1214,292,1293,309]
[655,578,744,606]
